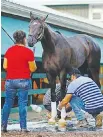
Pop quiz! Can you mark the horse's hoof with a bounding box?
[48,118,56,125]
[58,119,67,128]
[58,119,67,131]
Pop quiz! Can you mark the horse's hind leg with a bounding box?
[87,40,101,88]
[88,67,100,88]
[87,55,101,88]
[78,60,88,76]
[60,70,67,101]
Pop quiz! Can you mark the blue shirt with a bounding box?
[67,76,103,112]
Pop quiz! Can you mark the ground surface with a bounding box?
[1,109,103,137]
[1,131,103,137]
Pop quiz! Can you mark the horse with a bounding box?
[28,12,101,123]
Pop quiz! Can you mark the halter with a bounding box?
[37,25,44,41]
[28,22,44,43]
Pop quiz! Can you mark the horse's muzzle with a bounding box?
[28,35,37,47]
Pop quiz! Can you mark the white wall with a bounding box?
[89,4,103,23]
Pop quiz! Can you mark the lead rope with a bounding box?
[1,26,15,43]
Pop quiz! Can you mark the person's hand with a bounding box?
[57,101,62,111]
[66,103,70,109]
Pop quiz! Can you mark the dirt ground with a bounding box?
[1,109,103,137]
[1,131,103,137]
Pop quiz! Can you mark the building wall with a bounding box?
[47,5,89,18]
[1,15,77,57]
[47,4,103,23]
[89,4,103,22]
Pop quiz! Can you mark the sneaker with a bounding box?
[76,119,89,128]
[21,129,30,133]
[1,125,7,132]
[95,114,102,127]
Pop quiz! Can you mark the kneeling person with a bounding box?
[58,69,103,127]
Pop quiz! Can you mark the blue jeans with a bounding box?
[70,96,103,120]
[70,96,85,121]
[2,79,31,129]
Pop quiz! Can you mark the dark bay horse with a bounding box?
[28,13,101,122]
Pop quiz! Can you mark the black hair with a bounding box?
[13,30,26,45]
[69,68,81,78]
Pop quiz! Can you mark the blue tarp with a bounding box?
[1,16,103,63]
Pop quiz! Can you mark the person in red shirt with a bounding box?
[2,30,37,132]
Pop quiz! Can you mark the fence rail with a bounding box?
[1,71,103,114]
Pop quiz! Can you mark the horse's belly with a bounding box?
[70,50,86,68]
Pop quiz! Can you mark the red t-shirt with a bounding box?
[4,45,35,79]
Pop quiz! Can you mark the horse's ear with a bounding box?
[30,12,35,21]
[42,14,49,22]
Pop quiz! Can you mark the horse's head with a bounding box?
[28,12,48,47]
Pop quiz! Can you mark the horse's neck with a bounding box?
[41,25,56,53]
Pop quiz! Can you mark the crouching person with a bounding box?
[43,78,72,119]
[58,68,103,128]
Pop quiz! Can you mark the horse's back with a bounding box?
[64,34,89,67]
[65,34,100,67]
[67,34,100,50]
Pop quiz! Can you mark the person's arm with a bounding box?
[28,49,37,72]
[58,94,72,110]
[3,58,7,70]
[28,60,37,72]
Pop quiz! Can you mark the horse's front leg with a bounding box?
[47,73,57,124]
[59,70,67,120]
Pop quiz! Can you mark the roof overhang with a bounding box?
[8,0,103,6]
[1,0,103,38]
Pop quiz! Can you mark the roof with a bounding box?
[7,0,103,6]
[1,0,103,37]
